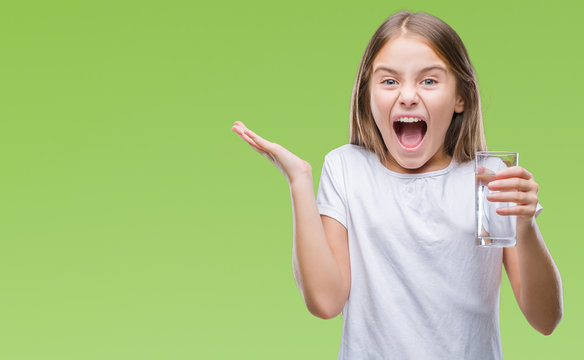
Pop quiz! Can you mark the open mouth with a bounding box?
[393,117,427,149]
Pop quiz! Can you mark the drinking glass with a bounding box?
[475,151,518,247]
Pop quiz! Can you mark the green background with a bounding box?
[0,0,580,358]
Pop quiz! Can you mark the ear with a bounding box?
[454,95,464,113]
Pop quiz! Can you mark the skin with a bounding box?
[490,166,563,335]
[369,35,464,174]
[370,36,562,334]
[231,35,563,334]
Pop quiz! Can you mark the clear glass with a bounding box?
[475,151,519,247]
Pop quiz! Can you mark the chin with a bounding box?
[396,157,428,170]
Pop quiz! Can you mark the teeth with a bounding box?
[397,117,423,123]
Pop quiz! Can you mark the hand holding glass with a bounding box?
[475,151,519,247]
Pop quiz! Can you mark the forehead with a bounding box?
[372,36,448,72]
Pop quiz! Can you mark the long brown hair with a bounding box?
[349,11,487,166]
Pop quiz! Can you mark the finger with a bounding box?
[232,123,262,146]
[233,121,248,130]
[232,121,253,137]
[231,123,269,149]
[495,166,532,180]
[477,166,495,175]
[232,123,245,136]
[487,191,537,204]
[232,121,251,135]
[241,132,278,163]
[243,128,274,151]
[487,178,534,192]
[495,204,538,217]
[239,131,268,154]
[476,173,496,186]
[232,123,280,160]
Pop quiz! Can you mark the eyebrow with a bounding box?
[373,65,448,75]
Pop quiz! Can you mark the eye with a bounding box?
[382,79,397,86]
[422,79,437,86]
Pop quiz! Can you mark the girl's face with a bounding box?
[369,36,464,174]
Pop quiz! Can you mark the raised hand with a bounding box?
[231,121,312,184]
[486,166,539,226]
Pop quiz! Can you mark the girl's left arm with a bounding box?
[486,166,563,335]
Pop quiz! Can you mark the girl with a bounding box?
[231,11,562,359]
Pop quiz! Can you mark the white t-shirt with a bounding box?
[316,144,541,359]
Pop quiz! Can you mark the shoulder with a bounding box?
[451,159,474,174]
[444,159,475,187]
[321,145,381,183]
[324,144,373,163]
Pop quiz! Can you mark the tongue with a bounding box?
[399,122,425,148]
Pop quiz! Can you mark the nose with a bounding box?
[398,85,419,107]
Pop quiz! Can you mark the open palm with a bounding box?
[231,121,312,184]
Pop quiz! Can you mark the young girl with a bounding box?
[232,11,562,359]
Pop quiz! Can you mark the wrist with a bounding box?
[517,215,536,230]
[289,171,313,188]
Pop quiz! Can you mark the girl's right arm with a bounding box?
[232,121,350,319]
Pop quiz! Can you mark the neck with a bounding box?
[384,150,453,174]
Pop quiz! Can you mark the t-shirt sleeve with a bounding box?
[535,202,543,218]
[316,153,348,229]
[482,200,544,235]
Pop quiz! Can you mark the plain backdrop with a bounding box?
[0,0,581,358]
